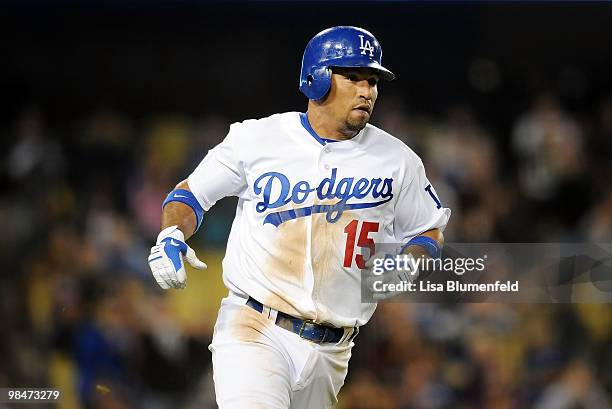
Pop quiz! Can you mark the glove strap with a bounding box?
[156,225,185,244]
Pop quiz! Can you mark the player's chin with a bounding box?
[347,110,370,130]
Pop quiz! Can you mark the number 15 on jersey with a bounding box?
[343,220,380,269]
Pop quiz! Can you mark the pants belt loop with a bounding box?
[298,321,307,336]
[339,328,350,344]
[348,326,359,343]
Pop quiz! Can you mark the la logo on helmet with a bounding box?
[358,35,375,57]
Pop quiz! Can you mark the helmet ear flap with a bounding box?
[300,66,332,101]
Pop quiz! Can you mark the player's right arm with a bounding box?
[148,179,207,290]
[148,123,247,290]
[161,180,198,239]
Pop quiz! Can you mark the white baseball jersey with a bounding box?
[188,111,450,328]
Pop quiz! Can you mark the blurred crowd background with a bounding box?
[2,2,612,409]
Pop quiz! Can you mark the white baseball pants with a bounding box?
[209,292,356,409]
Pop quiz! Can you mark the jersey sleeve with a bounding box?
[393,160,451,243]
[187,124,248,211]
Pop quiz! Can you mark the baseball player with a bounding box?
[148,26,450,409]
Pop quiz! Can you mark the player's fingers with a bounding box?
[176,264,186,280]
[185,246,208,270]
[153,274,171,290]
[172,262,188,289]
[150,263,171,290]
[149,254,170,290]
[373,291,397,301]
[153,257,180,287]
[170,279,186,289]
[163,257,185,289]
[159,267,178,289]
[364,251,388,268]
[363,274,376,288]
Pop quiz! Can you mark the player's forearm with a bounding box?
[161,180,197,240]
[401,228,444,258]
[402,229,443,280]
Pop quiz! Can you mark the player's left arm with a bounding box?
[400,228,444,281]
[401,228,444,258]
[364,160,450,299]
[393,159,451,275]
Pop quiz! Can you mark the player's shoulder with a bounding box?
[229,111,298,133]
[362,123,424,166]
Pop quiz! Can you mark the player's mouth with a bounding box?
[353,104,371,114]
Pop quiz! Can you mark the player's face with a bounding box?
[327,67,379,133]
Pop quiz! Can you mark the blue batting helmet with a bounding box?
[299,26,395,100]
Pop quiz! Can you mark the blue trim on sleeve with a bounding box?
[162,189,205,234]
[401,236,441,259]
[299,112,339,145]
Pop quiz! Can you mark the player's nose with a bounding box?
[356,79,375,100]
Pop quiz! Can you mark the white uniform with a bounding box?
[187,112,450,408]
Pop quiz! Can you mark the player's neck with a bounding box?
[306,107,358,141]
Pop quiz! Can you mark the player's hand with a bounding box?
[148,225,207,289]
[363,251,419,300]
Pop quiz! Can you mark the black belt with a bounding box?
[245,297,356,344]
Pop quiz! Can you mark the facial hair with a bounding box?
[345,115,368,133]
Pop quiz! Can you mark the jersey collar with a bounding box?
[299,112,340,146]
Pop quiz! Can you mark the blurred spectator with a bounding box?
[7,106,64,186]
[534,360,611,409]
[512,93,584,201]
[430,105,500,197]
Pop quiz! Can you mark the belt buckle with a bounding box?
[298,319,320,342]
[298,320,310,336]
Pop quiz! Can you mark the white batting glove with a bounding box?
[148,225,207,289]
[364,251,419,300]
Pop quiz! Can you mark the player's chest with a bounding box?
[243,147,403,227]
